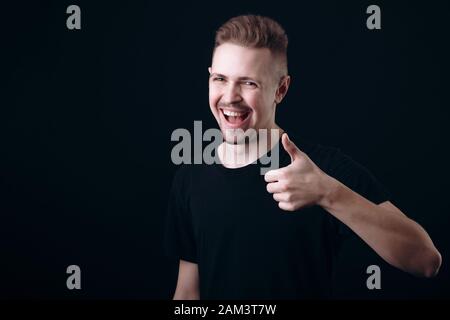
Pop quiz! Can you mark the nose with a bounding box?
[222,82,242,105]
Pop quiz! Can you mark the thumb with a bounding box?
[282,133,301,163]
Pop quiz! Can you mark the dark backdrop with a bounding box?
[2,0,449,299]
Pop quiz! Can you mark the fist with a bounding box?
[264,133,331,211]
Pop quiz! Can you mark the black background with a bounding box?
[2,0,449,299]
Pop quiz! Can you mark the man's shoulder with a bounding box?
[287,135,343,164]
[293,136,382,184]
[287,134,363,176]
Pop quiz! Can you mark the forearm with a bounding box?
[173,289,200,300]
[173,260,200,300]
[319,176,441,277]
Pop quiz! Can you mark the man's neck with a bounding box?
[218,126,284,169]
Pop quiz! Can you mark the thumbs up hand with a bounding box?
[264,133,334,211]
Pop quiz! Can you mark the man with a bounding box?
[164,15,442,299]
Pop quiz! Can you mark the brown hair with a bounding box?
[214,15,289,75]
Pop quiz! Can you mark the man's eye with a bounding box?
[244,81,257,87]
[213,77,224,82]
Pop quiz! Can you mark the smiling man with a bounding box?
[164,15,442,300]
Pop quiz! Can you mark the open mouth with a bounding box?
[220,108,251,127]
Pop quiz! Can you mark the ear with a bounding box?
[275,75,291,104]
[208,67,212,74]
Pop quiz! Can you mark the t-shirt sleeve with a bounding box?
[163,166,198,263]
[325,150,391,237]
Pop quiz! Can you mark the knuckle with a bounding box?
[283,182,291,192]
[285,193,292,202]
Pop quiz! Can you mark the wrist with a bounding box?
[318,174,343,210]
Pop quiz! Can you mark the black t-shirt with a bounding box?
[164,137,390,299]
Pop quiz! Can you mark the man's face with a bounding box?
[209,43,283,144]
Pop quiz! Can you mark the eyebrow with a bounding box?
[209,73,260,82]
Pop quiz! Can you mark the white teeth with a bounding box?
[223,110,246,117]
